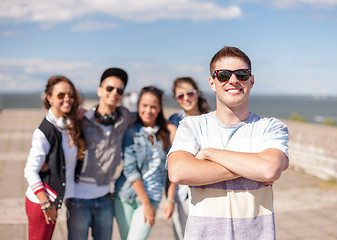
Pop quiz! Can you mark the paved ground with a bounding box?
[0,108,336,240]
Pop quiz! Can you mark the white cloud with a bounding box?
[235,0,337,9]
[272,0,337,9]
[40,23,57,30]
[121,59,210,94]
[0,59,97,92]
[0,0,242,26]
[71,20,119,32]
[0,59,92,73]
[0,57,210,93]
[0,73,11,81]
[0,31,21,37]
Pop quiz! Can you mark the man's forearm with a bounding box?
[167,151,239,186]
[198,148,288,182]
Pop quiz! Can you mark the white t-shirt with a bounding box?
[168,111,289,240]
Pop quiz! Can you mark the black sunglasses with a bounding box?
[212,69,251,82]
[175,89,197,101]
[56,92,75,100]
[106,86,124,95]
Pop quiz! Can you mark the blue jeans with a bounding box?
[66,194,114,240]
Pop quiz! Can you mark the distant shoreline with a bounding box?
[1,93,337,124]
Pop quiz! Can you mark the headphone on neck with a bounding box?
[95,106,120,126]
[47,110,70,129]
[56,117,71,129]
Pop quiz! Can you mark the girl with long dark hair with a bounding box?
[114,86,176,240]
[169,77,210,240]
[24,76,84,240]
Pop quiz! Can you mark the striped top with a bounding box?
[168,111,289,240]
[142,145,164,202]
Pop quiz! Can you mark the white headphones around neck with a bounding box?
[142,125,159,136]
[56,117,71,129]
[47,110,71,129]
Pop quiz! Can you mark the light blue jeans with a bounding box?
[114,195,160,240]
[65,194,114,240]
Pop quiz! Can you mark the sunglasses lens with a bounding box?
[175,94,184,100]
[57,93,65,99]
[214,69,251,82]
[217,71,231,82]
[106,86,124,95]
[106,86,113,92]
[187,91,196,98]
[116,88,124,95]
[175,90,196,100]
[235,70,250,81]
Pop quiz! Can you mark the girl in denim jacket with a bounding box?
[114,86,176,240]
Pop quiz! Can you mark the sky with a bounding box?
[1,0,337,96]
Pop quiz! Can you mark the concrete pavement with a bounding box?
[0,108,336,239]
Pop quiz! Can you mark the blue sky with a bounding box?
[1,0,337,96]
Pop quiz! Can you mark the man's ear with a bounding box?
[249,75,254,90]
[209,76,216,93]
[97,86,102,98]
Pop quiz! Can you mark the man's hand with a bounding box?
[195,149,209,161]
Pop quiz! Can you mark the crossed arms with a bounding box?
[167,148,289,186]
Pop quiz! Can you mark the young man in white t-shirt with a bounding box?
[167,46,289,240]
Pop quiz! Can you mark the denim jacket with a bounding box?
[115,122,168,203]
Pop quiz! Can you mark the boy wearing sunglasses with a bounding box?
[167,46,289,240]
[66,68,136,240]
